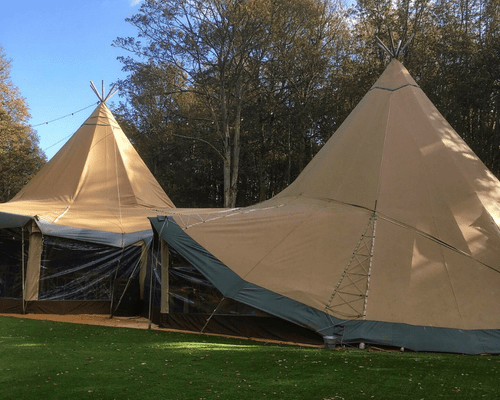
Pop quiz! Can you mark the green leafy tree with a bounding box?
[114,0,350,207]
[240,0,350,203]
[115,0,273,207]
[0,47,45,202]
[113,61,222,207]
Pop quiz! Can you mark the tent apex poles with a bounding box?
[90,81,102,102]
[375,33,414,59]
[376,36,394,58]
[389,30,396,56]
[90,80,119,104]
[399,33,415,56]
[103,83,118,103]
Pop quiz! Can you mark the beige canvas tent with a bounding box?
[150,59,500,353]
[0,93,174,314]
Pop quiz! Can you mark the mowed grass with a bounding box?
[1,316,499,400]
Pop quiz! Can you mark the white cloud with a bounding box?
[130,0,142,6]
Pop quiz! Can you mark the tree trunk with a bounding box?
[221,84,232,208]
[229,81,243,208]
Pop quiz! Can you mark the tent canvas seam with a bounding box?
[409,94,466,326]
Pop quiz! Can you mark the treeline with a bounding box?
[0,46,45,202]
[112,0,500,208]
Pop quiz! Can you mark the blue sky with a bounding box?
[1,0,143,160]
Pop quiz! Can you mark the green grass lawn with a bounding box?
[1,316,499,399]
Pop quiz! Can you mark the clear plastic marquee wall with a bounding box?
[0,224,147,316]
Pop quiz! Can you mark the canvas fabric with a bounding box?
[152,59,500,353]
[0,102,174,240]
[0,102,174,306]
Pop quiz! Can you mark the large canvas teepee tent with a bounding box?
[0,89,174,314]
[150,59,500,354]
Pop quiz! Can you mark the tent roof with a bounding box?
[152,59,500,353]
[0,102,174,240]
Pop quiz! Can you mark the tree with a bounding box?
[247,0,349,199]
[113,61,223,207]
[115,0,271,207]
[0,46,45,202]
[114,0,349,207]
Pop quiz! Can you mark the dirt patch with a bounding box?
[0,312,322,348]
[0,313,157,330]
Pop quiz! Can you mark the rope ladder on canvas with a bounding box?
[324,207,377,320]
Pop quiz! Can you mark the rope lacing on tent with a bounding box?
[324,205,377,320]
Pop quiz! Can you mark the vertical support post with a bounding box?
[139,242,148,300]
[148,254,154,330]
[21,228,25,314]
[25,220,42,302]
[160,239,169,314]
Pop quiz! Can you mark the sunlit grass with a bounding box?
[4,342,41,347]
[1,316,499,399]
[155,341,259,351]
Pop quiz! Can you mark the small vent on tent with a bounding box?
[325,210,377,320]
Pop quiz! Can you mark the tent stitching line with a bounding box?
[240,207,319,281]
[88,131,115,153]
[113,134,123,234]
[173,208,243,229]
[165,195,370,231]
[160,195,500,274]
[406,96,465,323]
[297,194,500,274]
[367,80,392,317]
[51,206,70,223]
[175,194,376,231]
[375,212,500,274]
[369,83,420,92]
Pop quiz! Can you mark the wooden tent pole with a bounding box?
[21,228,26,314]
[148,255,154,330]
[90,81,101,101]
